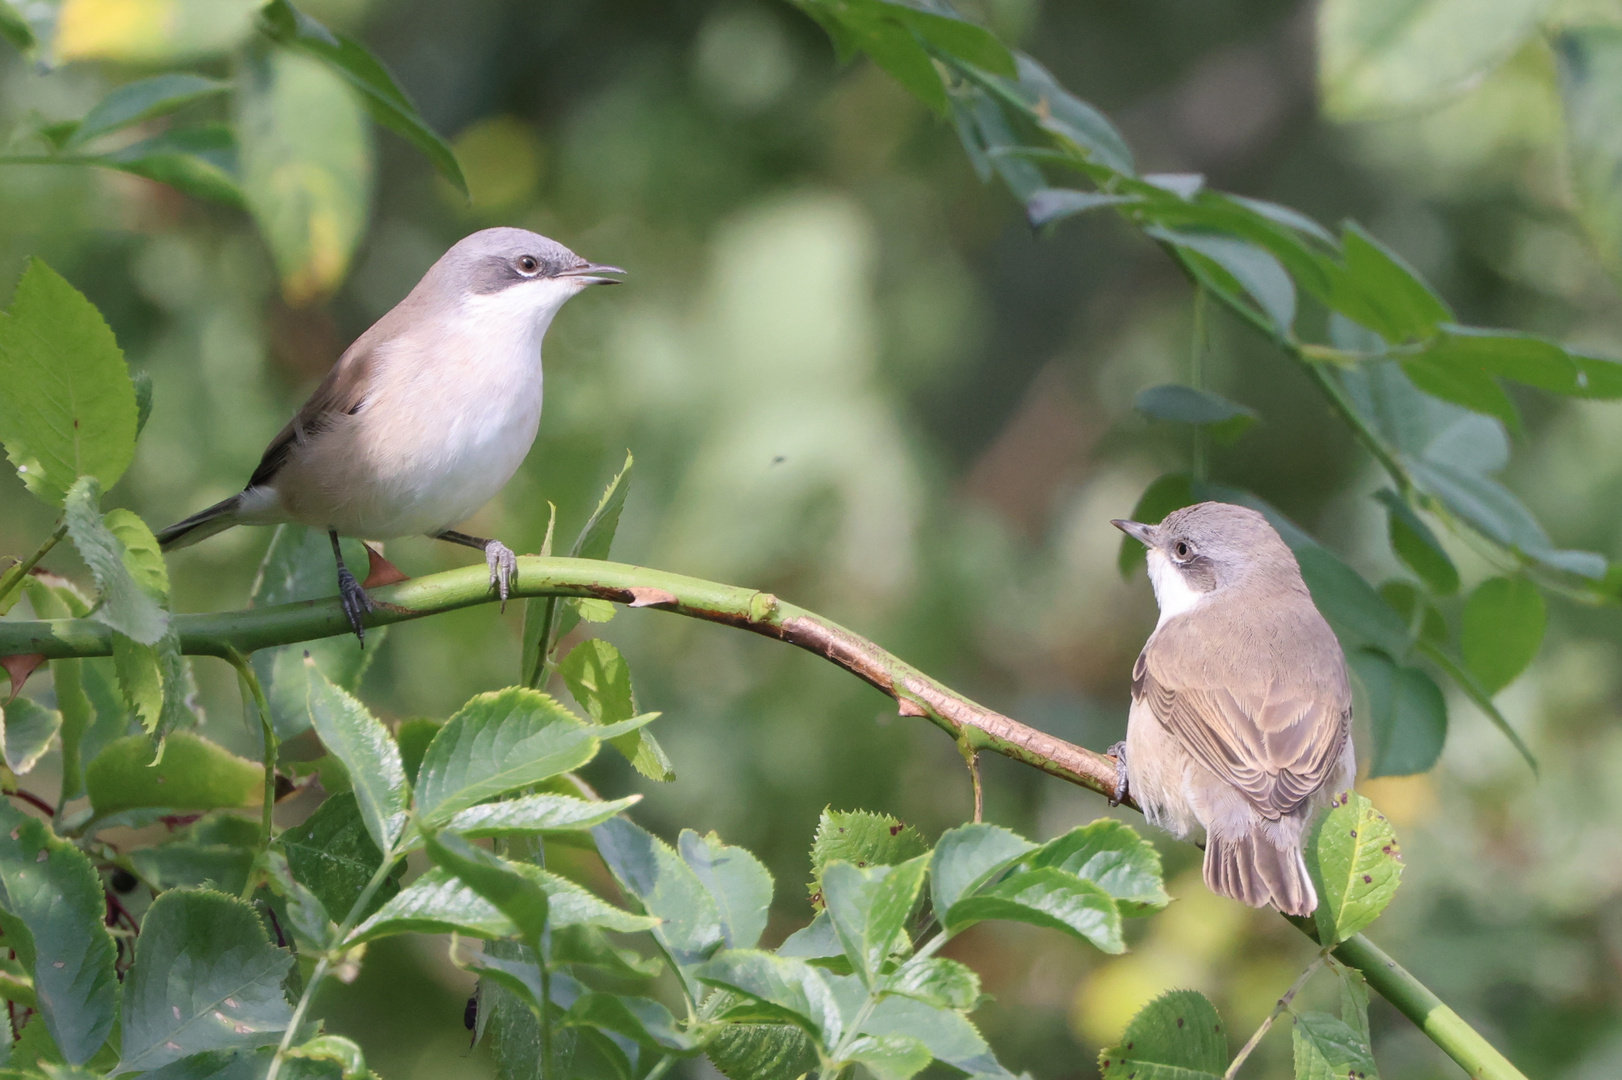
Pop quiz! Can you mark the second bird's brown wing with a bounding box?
[1132,603,1351,820]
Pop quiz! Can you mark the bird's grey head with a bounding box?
[416,227,623,322]
[1113,502,1301,617]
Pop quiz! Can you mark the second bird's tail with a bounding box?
[156,494,243,551]
[1204,831,1317,916]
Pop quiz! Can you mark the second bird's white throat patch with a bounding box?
[1146,548,1207,628]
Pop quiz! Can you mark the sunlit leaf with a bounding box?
[705,1016,819,1080]
[1330,224,1452,344]
[1025,819,1169,916]
[822,857,927,984]
[1098,989,1226,1080]
[884,957,979,1012]
[560,637,674,781]
[842,1034,932,1080]
[1305,791,1403,945]
[1293,1010,1379,1080]
[0,262,138,506]
[695,951,842,1047]
[1460,576,1546,694]
[859,995,1006,1077]
[929,822,1034,915]
[943,867,1124,953]
[811,808,929,906]
[593,816,724,972]
[437,792,640,841]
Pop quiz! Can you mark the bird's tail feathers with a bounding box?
[1204,831,1317,916]
[156,494,243,551]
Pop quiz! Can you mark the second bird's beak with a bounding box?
[559,263,626,286]
[1111,519,1156,547]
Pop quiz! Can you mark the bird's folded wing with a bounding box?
[247,343,377,489]
[1133,644,1350,820]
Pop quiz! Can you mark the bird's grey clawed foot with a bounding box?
[336,565,374,645]
[1106,740,1129,807]
[484,540,518,611]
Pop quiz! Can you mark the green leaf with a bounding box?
[1026,189,1136,228]
[287,1034,366,1079]
[1008,53,1135,175]
[59,657,130,803]
[1119,473,1194,577]
[929,822,1034,915]
[438,792,640,841]
[63,480,168,645]
[1347,648,1447,777]
[281,793,401,922]
[132,837,255,897]
[810,808,929,904]
[678,829,773,950]
[559,638,673,781]
[1330,223,1452,344]
[414,686,648,825]
[119,890,293,1072]
[89,124,246,210]
[1399,356,1521,433]
[1419,325,1584,394]
[1292,1011,1379,1080]
[1460,576,1546,694]
[566,992,696,1051]
[0,805,118,1065]
[1025,819,1169,916]
[0,696,60,775]
[348,860,655,944]
[85,733,261,816]
[0,260,138,506]
[695,951,841,1046]
[1377,582,1447,646]
[259,0,467,196]
[422,829,549,947]
[1334,962,1373,1046]
[1305,791,1404,945]
[1561,27,1622,279]
[1376,490,1458,595]
[66,74,229,149]
[704,1017,819,1080]
[298,660,406,854]
[593,817,723,970]
[249,526,381,740]
[944,867,1124,953]
[1318,0,1546,119]
[1149,227,1295,334]
[858,995,1005,1077]
[842,1034,932,1080]
[822,857,927,984]
[0,0,35,53]
[1133,384,1258,444]
[236,45,373,305]
[394,717,440,786]
[884,957,980,1011]
[1098,989,1226,1080]
[111,628,195,737]
[776,911,844,962]
[826,7,948,113]
[135,1047,277,1080]
[1571,351,1622,398]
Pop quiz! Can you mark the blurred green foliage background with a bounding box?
[4,1,1622,1077]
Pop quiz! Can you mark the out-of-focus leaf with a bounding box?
[943,867,1124,953]
[1149,227,1295,334]
[0,0,35,52]
[1292,1010,1379,1080]
[1140,191,1336,300]
[1378,581,1447,645]
[810,808,929,905]
[1417,324,1583,394]
[348,860,655,944]
[249,526,380,740]
[286,1034,366,1079]
[695,951,841,1046]
[1460,576,1546,694]
[0,695,59,774]
[929,822,1034,915]
[884,957,980,1011]
[65,74,229,148]
[949,83,1045,199]
[0,262,138,507]
[414,686,648,825]
[1317,0,1546,119]
[1556,27,1622,279]
[1330,224,1452,343]
[822,857,927,984]
[282,793,400,922]
[1098,989,1226,1080]
[593,816,723,972]
[90,124,245,209]
[236,46,373,305]
[1025,188,1135,228]
[1417,641,1537,771]
[1570,351,1622,398]
[119,890,293,1072]
[678,829,773,950]
[1025,819,1169,916]
[0,805,118,1065]
[260,0,467,196]
[566,992,695,1051]
[1347,647,1447,777]
[1008,53,1134,175]
[1118,473,1194,577]
[1400,355,1521,432]
[1144,172,1204,199]
[559,638,673,781]
[819,2,948,113]
[86,732,260,816]
[300,659,406,854]
[1133,384,1258,444]
[1305,791,1403,945]
[55,0,259,62]
[1376,490,1459,595]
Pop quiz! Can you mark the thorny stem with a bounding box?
[0,558,1527,1080]
[1224,950,1328,1079]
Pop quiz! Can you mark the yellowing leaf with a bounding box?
[56,0,258,63]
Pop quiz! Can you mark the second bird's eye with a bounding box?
[517,255,539,274]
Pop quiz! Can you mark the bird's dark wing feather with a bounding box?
[246,343,376,489]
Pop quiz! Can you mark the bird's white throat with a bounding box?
[1146,548,1206,628]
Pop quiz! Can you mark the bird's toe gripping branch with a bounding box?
[484,539,518,610]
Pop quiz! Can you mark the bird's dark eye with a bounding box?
[517,255,539,274]
[1173,540,1192,560]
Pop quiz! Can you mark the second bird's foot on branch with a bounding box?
[1106,740,1129,807]
[485,539,518,610]
[336,565,374,645]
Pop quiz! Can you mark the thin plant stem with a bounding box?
[1191,285,1209,482]
[0,522,67,606]
[223,648,278,889]
[1224,950,1328,1079]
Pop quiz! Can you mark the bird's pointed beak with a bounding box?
[559,262,625,285]
[1112,519,1156,547]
